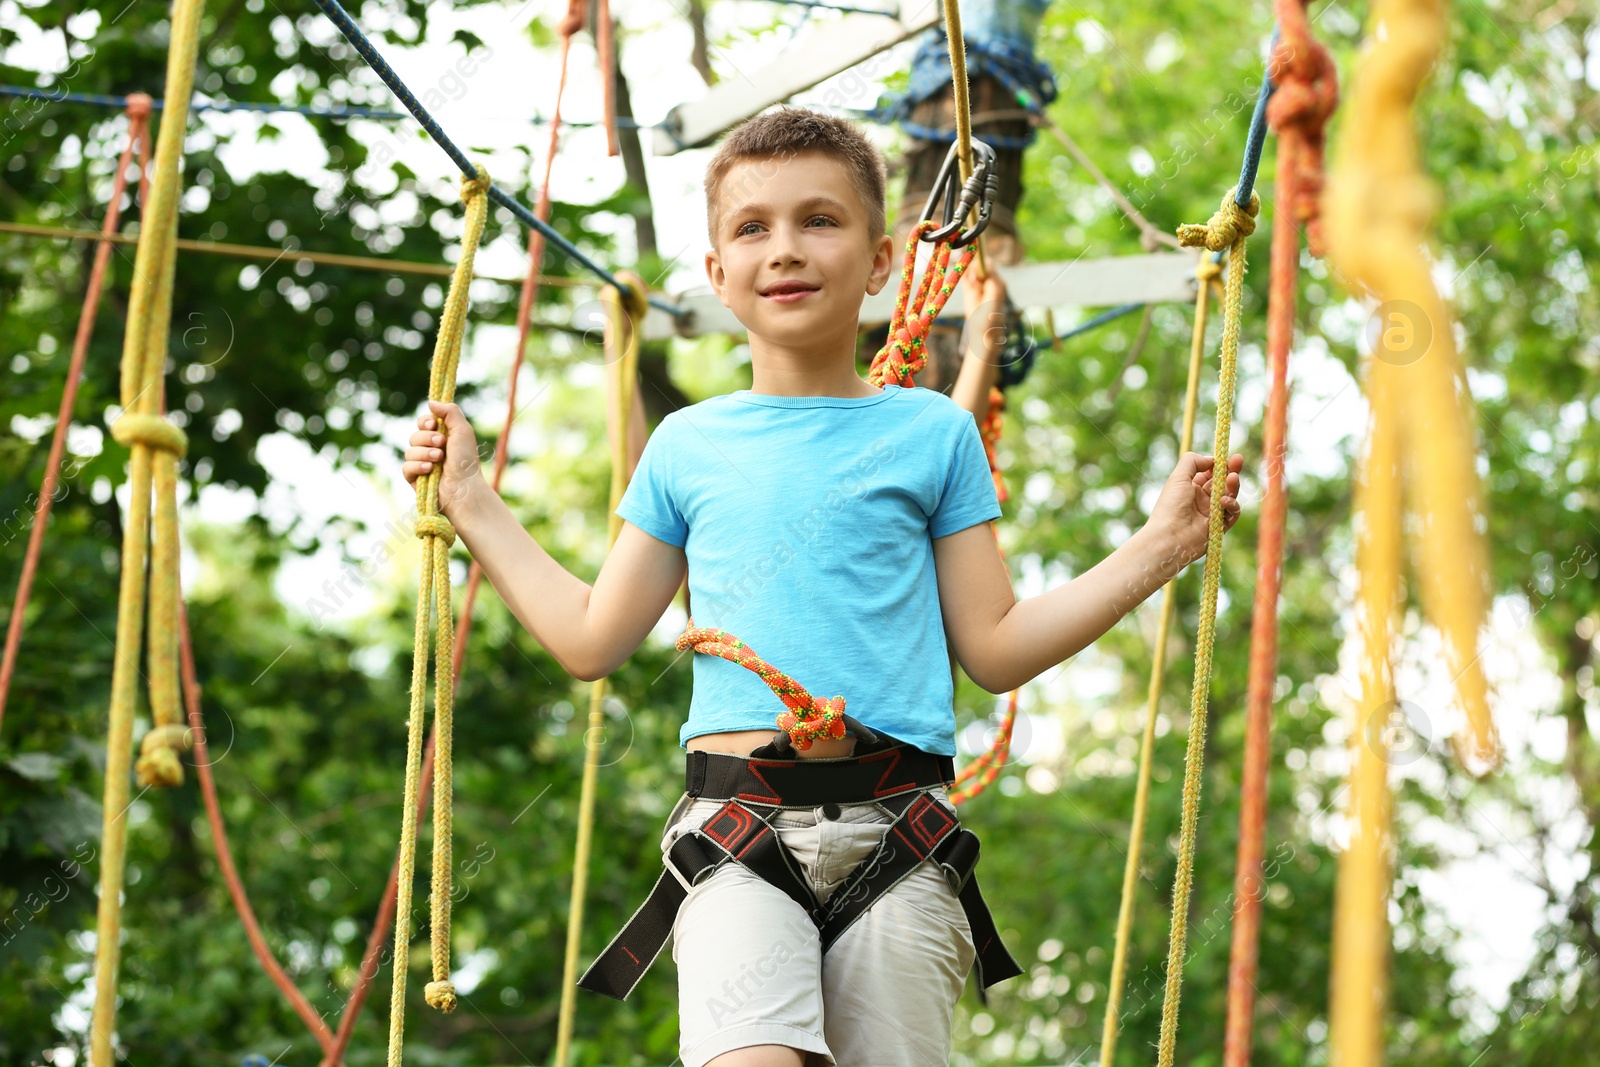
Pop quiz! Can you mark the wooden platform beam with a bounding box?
[652,0,941,155]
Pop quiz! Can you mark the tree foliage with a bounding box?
[0,0,1595,1065]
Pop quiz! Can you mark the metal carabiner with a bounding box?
[918,137,999,248]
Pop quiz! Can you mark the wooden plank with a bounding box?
[653,1,942,155]
[642,251,1200,339]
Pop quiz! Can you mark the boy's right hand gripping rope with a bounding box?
[675,627,853,750]
[867,221,977,389]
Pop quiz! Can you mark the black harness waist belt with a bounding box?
[578,746,1022,1003]
[685,746,957,808]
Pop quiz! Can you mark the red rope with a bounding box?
[180,595,338,1049]
[596,0,620,157]
[0,95,152,732]
[1221,4,1336,1063]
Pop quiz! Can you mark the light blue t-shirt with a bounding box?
[614,383,1001,756]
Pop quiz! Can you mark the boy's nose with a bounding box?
[768,224,806,265]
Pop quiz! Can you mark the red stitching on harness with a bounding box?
[732,824,771,861]
[703,801,757,850]
[869,748,918,798]
[908,795,956,851]
[736,762,783,806]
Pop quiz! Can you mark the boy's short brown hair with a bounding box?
[704,106,888,247]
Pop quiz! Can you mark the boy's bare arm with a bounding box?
[933,451,1243,693]
[404,401,686,683]
[949,271,1004,422]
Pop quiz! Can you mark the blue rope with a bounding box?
[1056,302,1144,343]
[751,0,899,15]
[308,0,681,318]
[0,83,410,119]
[1234,29,1279,208]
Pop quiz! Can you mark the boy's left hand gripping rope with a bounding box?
[389,167,488,1062]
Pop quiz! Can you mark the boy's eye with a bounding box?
[806,215,837,227]
[735,221,763,237]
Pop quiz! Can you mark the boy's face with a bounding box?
[705,151,894,349]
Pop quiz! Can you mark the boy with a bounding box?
[403,107,1242,1067]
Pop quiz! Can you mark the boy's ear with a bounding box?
[864,232,896,298]
[705,248,730,308]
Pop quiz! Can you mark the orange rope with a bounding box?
[867,222,977,388]
[0,96,151,730]
[978,384,1008,503]
[949,687,1017,804]
[1221,7,1336,1063]
[675,628,849,750]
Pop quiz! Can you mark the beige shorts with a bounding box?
[663,789,977,1067]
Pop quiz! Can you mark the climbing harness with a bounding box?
[578,630,1022,1001]
[579,739,1022,1002]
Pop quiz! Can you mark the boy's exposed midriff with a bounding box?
[687,729,856,759]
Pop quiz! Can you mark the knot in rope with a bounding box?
[135,724,192,788]
[1177,188,1260,252]
[1266,17,1338,258]
[424,979,457,1013]
[125,91,153,119]
[674,627,850,751]
[1195,257,1224,285]
[109,412,188,457]
[617,267,656,326]
[460,165,490,204]
[867,221,976,389]
[413,514,456,547]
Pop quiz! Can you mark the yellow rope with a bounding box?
[89,0,205,1062]
[553,271,648,1067]
[1098,257,1220,1066]
[940,0,988,278]
[386,165,490,1065]
[1332,341,1402,1067]
[1323,0,1500,1061]
[1153,189,1258,1067]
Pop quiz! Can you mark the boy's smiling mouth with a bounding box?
[760,279,821,303]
